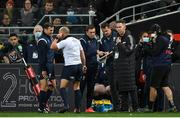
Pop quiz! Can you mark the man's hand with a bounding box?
[82,65,87,74]
[97,50,105,56]
[3,56,10,63]
[51,38,59,51]
[42,71,48,79]
[104,51,110,56]
[116,37,121,44]
[56,33,63,39]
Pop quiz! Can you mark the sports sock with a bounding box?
[149,101,154,111]
[45,89,53,104]
[169,100,175,108]
[60,88,68,108]
[39,91,47,110]
[75,90,82,109]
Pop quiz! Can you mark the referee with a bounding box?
[51,26,86,113]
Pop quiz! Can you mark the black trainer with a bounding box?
[38,108,49,113]
[168,106,177,112]
[74,108,80,113]
[57,107,69,113]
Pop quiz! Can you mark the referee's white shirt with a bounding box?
[56,37,83,66]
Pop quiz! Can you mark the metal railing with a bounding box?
[0,27,34,35]
[0,27,35,41]
[122,2,180,25]
[37,14,96,25]
[99,0,161,25]
[99,0,180,38]
[0,13,96,40]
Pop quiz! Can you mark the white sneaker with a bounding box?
[38,108,49,113]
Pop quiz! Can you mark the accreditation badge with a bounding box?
[114,51,119,59]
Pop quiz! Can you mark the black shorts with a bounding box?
[61,64,83,81]
[39,63,55,81]
[150,65,171,88]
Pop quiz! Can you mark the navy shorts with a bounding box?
[150,65,170,88]
[39,63,55,81]
[61,64,83,81]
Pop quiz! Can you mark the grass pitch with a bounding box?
[0,112,180,117]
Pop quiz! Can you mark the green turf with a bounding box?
[0,112,180,117]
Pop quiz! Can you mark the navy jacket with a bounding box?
[99,31,117,65]
[38,32,54,71]
[80,35,98,65]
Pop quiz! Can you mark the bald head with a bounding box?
[59,27,70,35]
[58,26,70,39]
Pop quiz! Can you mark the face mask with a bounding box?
[67,11,74,15]
[34,32,42,40]
[88,10,95,15]
[143,37,149,43]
